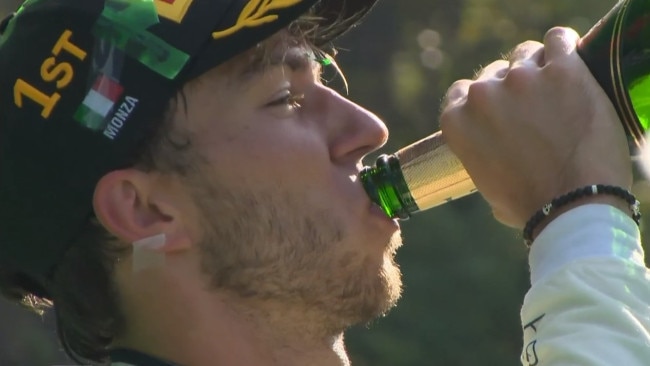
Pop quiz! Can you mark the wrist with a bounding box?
[523,185,641,247]
[528,203,644,285]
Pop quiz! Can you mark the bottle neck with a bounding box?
[360,154,419,219]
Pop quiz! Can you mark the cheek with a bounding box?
[209,123,330,188]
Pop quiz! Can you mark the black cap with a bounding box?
[0,0,377,280]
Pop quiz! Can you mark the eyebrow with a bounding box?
[234,43,320,86]
[237,49,270,83]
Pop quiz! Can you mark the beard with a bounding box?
[187,174,403,332]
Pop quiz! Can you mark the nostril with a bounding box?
[0,13,15,36]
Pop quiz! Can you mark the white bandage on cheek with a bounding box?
[132,233,167,273]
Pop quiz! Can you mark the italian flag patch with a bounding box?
[74,74,124,130]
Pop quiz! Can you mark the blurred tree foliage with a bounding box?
[0,0,643,365]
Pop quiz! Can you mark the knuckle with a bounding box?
[441,79,470,110]
[465,79,493,108]
[476,60,509,80]
[448,79,469,94]
[513,40,543,55]
[544,26,579,49]
[544,26,568,41]
[506,41,543,64]
[503,65,536,90]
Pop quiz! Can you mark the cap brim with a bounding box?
[186,0,378,80]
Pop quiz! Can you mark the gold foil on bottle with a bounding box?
[395,131,476,210]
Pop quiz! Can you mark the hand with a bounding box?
[439,27,632,228]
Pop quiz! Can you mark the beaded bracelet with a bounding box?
[523,184,641,247]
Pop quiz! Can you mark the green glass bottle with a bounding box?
[578,0,650,148]
[360,131,476,219]
[362,0,650,219]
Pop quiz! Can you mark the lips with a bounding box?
[345,168,399,230]
[369,200,388,218]
[368,198,400,229]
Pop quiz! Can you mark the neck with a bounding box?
[114,272,351,366]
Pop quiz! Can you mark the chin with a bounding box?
[377,251,404,312]
[375,231,405,309]
[343,234,405,326]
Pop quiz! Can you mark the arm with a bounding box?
[521,204,650,365]
[439,27,648,365]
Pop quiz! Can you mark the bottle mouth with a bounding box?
[360,165,398,219]
[359,155,417,220]
[360,165,382,207]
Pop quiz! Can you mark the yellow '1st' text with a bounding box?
[13,30,87,119]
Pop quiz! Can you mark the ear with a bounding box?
[93,169,192,253]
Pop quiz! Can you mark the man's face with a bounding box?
[174,33,402,330]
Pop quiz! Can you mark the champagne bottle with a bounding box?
[361,0,648,219]
[578,0,649,147]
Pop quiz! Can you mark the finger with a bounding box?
[475,60,509,80]
[505,41,544,67]
[441,79,471,110]
[543,27,580,61]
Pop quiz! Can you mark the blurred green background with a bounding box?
[0,0,645,365]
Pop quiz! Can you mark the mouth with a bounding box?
[368,191,400,229]
[369,200,389,218]
[351,170,400,229]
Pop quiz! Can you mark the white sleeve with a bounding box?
[521,204,650,366]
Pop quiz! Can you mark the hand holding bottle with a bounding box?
[439,27,632,228]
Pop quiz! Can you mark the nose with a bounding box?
[307,84,389,164]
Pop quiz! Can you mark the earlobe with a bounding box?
[92,169,193,252]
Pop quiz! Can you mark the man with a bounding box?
[0,1,648,366]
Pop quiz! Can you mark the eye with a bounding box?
[267,90,305,109]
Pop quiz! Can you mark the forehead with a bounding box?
[170,31,317,117]
[193,31,316,87]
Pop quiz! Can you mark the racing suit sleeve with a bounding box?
[520,204,650,365]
